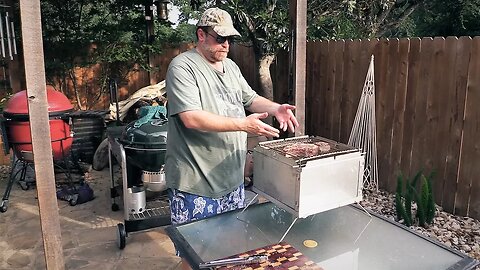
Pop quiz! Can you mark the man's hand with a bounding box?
[274,104,299,133]
[243,112,280,138]
[247,97,300,133]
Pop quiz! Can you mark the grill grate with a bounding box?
[258,136,358,161]
[129,196,170,220]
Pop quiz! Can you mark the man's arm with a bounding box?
[246,96,281,115]
[179,110,281,137]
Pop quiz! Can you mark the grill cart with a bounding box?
[108,108,171,249]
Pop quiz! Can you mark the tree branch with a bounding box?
[376,1,423,37]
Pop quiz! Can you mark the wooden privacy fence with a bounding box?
[0,44,195,165]
[230,37,480,219]
[3,38,479,219]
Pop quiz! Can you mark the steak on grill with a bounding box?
[282,141,332,158]
[283,143,319,157]
[314,141,331,152]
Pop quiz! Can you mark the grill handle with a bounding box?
[109,78,121,125]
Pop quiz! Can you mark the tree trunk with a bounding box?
[256,54,275,101]
[255,54,276,126]
[69,70,84,110]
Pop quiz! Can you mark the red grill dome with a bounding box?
[3,85,73,118]
[2,85,74,161]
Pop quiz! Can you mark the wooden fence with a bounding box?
[230,37,480,219]
[3,37,479,219]
[0,44,195,165]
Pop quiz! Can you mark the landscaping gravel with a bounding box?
[360,188,480,265]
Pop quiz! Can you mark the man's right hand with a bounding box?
[179,110,279,138]
[243,112,280,138]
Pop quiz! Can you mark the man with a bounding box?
[165,7,299,227]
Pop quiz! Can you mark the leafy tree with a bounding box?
[306,0,425,39]
[349,0,424,37]
[408,0,480,37]
[40,0,146,109]
[39,0,194,109]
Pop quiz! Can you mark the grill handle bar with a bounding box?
[109,78,121,125]
[257,135,309,148]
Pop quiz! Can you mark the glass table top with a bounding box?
[166,202,478,270]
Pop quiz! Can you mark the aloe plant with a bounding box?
[395,173,412,226]
[426,171,436,224]
[395,170,436,228]
[395,174,410,225]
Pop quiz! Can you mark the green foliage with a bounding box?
[395,170,436,228]
[23,0,195,109]
[425,171,436,223]
[155,22,197,45]
[308,13,364,40]
[413,0,480,37]
[415,176,427,226]
[41,1,146,76]
[216,0,290,54]
[404,179,413,225]
[395,174,410,225]
[390,0,480,37]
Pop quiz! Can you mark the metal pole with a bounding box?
[145,0,155,85]
[10,20,16,55]
[0,12,6,58]
[5,12,12,60]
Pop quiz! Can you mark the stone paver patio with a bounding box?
[0,165,182,270]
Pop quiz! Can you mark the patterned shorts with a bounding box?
[167,184,245,225]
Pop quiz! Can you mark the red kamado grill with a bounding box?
[0,85,74,213]
[2,85,74,161]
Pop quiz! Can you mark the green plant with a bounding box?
[395,170,436,228]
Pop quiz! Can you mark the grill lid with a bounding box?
[3,85,73,119]
[121,118,168,148]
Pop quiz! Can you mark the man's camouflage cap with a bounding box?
[197,8,241,37]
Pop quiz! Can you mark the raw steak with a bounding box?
[283,143,319,157]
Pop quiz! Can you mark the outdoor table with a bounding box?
[166,201,479,270]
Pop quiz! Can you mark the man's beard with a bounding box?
[204,45,228,62]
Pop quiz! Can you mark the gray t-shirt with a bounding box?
[165,48,258,198]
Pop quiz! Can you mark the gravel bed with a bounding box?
[360,188,480,265]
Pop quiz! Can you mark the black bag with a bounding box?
[56,182,94,206]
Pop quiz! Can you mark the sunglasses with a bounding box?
[205,31,235,44]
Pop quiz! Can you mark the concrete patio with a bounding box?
[0,165,182,270]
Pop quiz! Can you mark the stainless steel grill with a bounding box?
[253,135,365,218]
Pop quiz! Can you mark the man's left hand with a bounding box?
[274,104,299,133]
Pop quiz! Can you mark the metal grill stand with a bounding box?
[108,129,170,249]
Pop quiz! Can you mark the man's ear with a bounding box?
[197,28,207,42]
